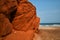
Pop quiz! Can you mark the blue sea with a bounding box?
[40,23,60,25]
[40,23,60,27]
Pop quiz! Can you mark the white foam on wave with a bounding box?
[40,24,60,27]
[38,25,60,30]
[39,25,60,29]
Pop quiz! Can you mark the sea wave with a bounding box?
[40,24,60,27]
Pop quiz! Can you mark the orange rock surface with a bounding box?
[4,30,34,40]
[12,1,40,31]
[0,14,12,37]
[0,0,17,22]
[0,0,40,40]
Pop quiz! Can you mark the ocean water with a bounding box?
[40,23,60,27]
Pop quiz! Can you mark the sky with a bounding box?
[29,0,60,23]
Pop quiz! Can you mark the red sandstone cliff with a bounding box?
[0,0,40,40]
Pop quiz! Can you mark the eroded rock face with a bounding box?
[0,0,40,40]
[0,0,17,14]
[0,14,12,37]
[0,0,18,37]
[17,0,28,3]
[0,0,17,21]
[12,0,40,31]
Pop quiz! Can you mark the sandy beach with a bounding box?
[34,25,60,40]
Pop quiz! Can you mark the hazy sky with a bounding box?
[29,0,60,23]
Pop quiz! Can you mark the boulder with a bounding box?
[0,0,40,40]
[12,1,38,31]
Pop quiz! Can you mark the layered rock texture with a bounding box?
[0,14,12,37]
[12,1,40,31]
[0,0,40,40]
